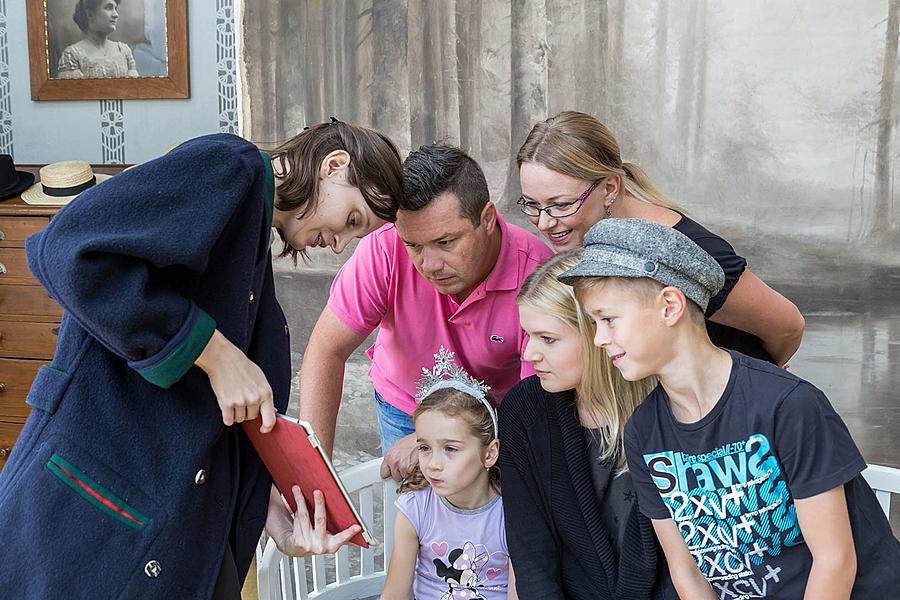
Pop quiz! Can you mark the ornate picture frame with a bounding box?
[26,0,189,100]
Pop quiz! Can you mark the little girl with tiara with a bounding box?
[380,347,517,600]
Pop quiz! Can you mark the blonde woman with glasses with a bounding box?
[516,111,804,366]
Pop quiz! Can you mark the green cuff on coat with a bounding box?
[260,151,275,230]
[135,309,216,389]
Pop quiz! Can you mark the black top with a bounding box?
[673,216,774,363]
[499,376,676,599]
[583,429,635,557]
[625,350,900,599]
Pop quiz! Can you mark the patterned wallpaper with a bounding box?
[217,0,239,135]
[0,0,13,155]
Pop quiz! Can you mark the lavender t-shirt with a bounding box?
[395,486,510,599]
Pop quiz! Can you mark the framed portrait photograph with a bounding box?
[26,0,189,100]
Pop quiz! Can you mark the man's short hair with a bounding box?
[401,144,490,226]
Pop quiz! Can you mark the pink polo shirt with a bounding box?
[328,212,552,415]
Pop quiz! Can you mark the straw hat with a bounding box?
[22,160,112,205]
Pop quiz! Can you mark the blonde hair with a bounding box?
[517,110,684,214]
[572,276,707,327]
[400,387,501,494]
[517,252,656,471]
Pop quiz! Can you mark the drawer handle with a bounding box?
[0,229,5,241]
[0,383,6,393]
[0,262,6,275]
[0,446,10,459]
[51,327,59,336]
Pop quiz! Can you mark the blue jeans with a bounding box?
[374,390,415,455]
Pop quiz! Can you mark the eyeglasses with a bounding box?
[517,179,603,219]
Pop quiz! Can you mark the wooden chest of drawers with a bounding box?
[0,200,60,470]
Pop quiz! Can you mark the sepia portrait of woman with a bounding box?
[57,0,139,79]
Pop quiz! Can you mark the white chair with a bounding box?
[257,462,900,600]
[862,464,900,519]
[257,458,398,600]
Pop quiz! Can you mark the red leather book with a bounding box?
[242,414,373,548]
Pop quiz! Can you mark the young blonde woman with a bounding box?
[516,111,804,366]
[499,252,675,599]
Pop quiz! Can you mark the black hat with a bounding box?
[0,155,35,201]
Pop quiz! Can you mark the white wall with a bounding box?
[2,0,238,164]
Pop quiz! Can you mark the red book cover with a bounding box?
[242,415,373,548]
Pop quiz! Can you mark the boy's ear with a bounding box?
[483,439,500,469]
[658,286,689,326]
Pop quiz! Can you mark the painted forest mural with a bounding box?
[241,0,899,291]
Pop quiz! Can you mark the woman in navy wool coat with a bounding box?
[0,120,404,599]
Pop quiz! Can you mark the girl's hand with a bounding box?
[195,329,277,432]
[266,485,361,557]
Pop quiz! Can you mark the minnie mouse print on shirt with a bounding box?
[395,486,510,599]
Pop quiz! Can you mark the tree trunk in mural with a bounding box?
[407,0,426,145]
[341,0,372,125]
[372,0,411,154]
[303,1,325,126]
[610,0,626,126]
[655,0,668,109]
[325,1,340,121]
[653,0,669,153]
[457,0,483,157]
[676,0,698,179]
[548,0,584,115]
[478,1,512,202]
[693,0,708,173]
[598,0,610,112]
[274,2,301,137]
[241,2,274,140]
[436,0,461,144]
[873,0,899,237]
[504,0,549,209]
[582,0,610,116]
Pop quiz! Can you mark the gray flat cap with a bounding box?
[558,218,725,312]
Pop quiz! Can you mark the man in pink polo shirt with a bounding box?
[299,144,552,480]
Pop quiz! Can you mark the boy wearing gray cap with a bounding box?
[559,219,900,600]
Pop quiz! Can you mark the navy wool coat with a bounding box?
[0,134,291,599]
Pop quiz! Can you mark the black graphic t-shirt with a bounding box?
[625,351,900,599]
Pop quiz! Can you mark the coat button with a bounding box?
[144,560,162,578]
[194,469,208,485]
[249,290,255,303]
